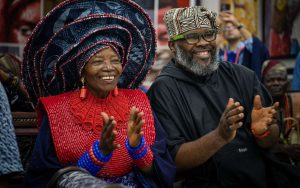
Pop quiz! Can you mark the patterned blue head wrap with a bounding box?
[22,0,156,105]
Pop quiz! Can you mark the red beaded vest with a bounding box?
[37,89,155,178]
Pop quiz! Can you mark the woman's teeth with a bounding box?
[101,76,115,80]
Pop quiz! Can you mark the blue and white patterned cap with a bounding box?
[22,0,156,105]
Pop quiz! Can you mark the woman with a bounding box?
[23,0,175,187]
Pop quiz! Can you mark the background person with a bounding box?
[218,11,269,79]
[262,60,300,165]
[142,47,172,89]
[0,53,33,111]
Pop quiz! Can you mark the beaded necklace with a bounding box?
[70,90,129,133]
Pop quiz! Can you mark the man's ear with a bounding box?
[168,41,176,54]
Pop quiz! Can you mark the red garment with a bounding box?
[37,89,155,178]
[269,29,291,57]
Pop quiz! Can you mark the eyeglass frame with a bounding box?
[170,29,218,44]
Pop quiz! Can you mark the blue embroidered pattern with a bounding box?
[0,83,23,175]
[57,170,140,187]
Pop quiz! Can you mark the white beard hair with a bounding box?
[174,45,219,77]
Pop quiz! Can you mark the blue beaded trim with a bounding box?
[77,152,101,176]
[125,137,148,159]
[125,136,145,152]
[93,140,112,162]
[130,145,148,159]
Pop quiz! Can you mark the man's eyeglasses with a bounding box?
[170,30,217,45]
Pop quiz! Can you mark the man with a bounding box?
[218,11,269,79]
[262,60,300,165]
[147,6,300,187]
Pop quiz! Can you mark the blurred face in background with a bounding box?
[8,0,40,43]
[157,24,169,46]
[142,49,172,88]
[223,22,241,41]
[263,67,288,98]
[152,49,172,72]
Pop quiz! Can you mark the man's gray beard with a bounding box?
[175,45,219,77]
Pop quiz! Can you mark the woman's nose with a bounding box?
[103,61,114,70]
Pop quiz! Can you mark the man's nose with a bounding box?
[195,36,209,46]
[271,79,280,86]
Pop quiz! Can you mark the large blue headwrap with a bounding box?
[22,0,156,105]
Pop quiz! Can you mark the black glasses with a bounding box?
[171,30,217,44]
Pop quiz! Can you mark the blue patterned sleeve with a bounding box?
[0,82,23,176]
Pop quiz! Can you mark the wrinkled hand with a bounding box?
[127,106,145,148]
[251,95,279,135]
[217,98,244,142]
[100,112,120,155]
[219,11,239,26]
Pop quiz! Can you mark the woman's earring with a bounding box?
[113,86,118,97]
[80,77,87,99]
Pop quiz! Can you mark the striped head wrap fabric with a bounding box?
[22,0,156,105]
[163,6,219,40]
